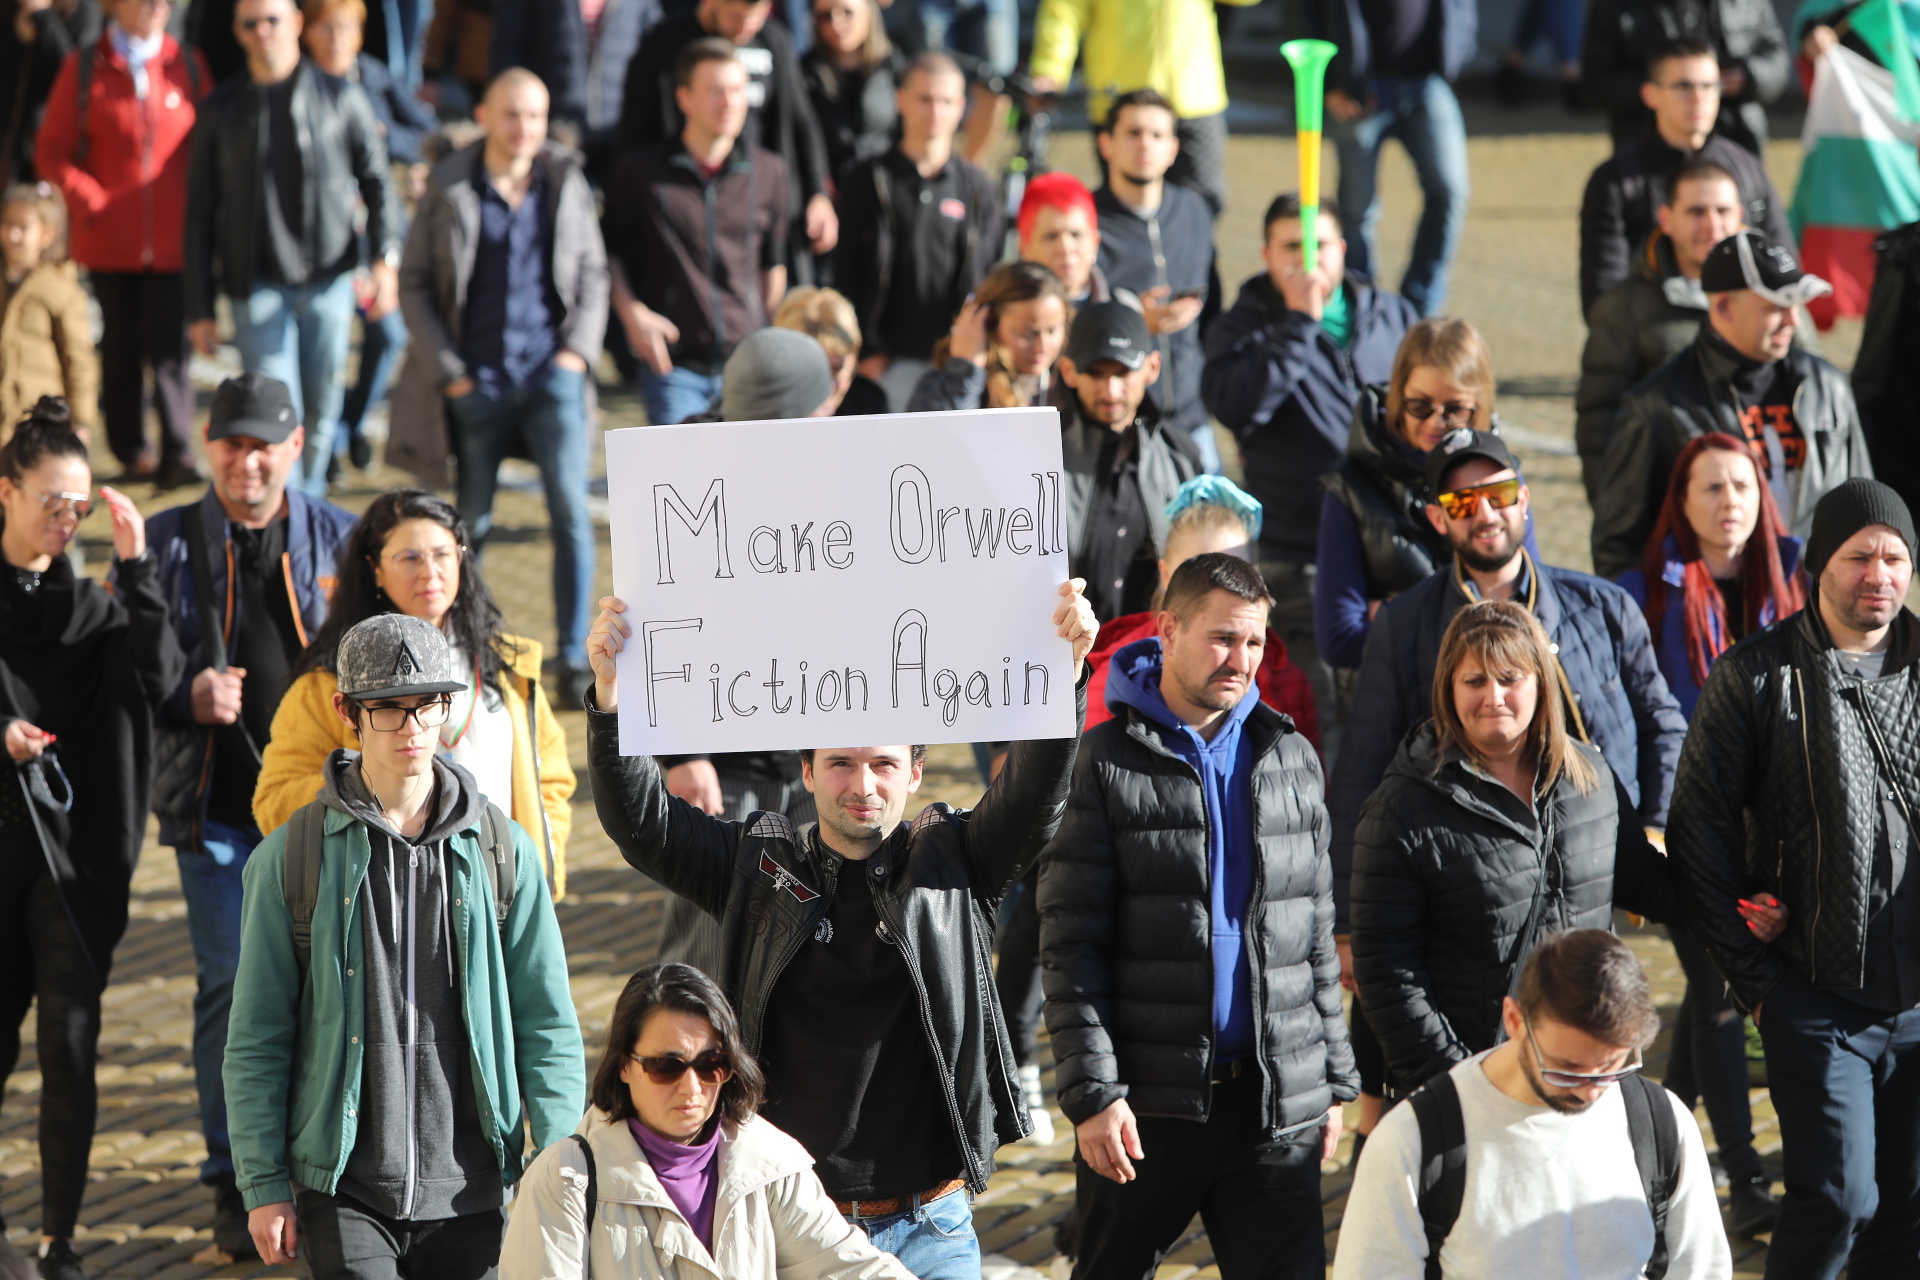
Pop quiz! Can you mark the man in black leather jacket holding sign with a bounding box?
[582,581,1096,1280]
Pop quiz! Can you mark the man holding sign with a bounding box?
[583,578,1095,1280]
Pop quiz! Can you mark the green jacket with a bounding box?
[224,802,585,1210]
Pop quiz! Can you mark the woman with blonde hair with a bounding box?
[906,260,1074,413]
[774,285,888,415]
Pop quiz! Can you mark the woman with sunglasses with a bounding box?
[0,401,184,1280]
[1348,601,1787,1097]
[801,0,907,186]
[253,488,576,894]
[503,962,917,1280]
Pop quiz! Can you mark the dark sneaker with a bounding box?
[1494,62,1527,107]
[153,460,203,492]
[1726,1174,1780,1236]
[35,1239,84,1280]
[559,661,595,711]
[349,432,374,470]
[211,1173,258,1260]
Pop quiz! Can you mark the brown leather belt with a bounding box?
[835,1178,967,1219]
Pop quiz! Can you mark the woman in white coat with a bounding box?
[501,963,917,1280]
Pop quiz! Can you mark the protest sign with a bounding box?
[605,408,1077,756]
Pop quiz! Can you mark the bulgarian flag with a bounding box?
[1792,4,1920,328]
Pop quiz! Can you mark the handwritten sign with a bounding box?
[605,408,1077,756]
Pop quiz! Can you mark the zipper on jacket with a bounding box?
[703,177,727,357]
[743,855,832,1057]
[1794,667,1825,984]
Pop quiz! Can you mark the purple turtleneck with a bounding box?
[628,1116,723,1246]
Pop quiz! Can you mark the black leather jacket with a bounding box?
[1670,607,1920,1011]
[184,58,400,321]
[585,682,1085,1193]
[1320,386,1451,603]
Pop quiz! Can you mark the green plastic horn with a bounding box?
[1280,39,1338,272]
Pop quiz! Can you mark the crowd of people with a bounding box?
[1,0,1920,1278]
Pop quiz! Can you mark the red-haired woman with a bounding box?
[1618,431,1804,1237]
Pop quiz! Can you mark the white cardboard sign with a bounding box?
[605,408,1077,756]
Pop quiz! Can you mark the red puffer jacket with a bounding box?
[36,34,209,273]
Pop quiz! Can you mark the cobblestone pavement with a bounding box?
[2,108,1819,1277]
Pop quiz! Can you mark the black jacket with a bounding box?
[1577,124,1793,316]
[1330,556,1688,930]
[1670,606,1920,1010]
[1591,325,1872,578]
[801,45,904,182]
[1202,272,1417,564]
[1579,0,1790,151]
[585,683,1086,1193]
[1319,385,1452,602]
[1093,184,1218,437]
[1285,0,1479,91]
[183,59,400,322]
[1352,723,1677,1092]
[1061,392,1201,620]
[1853,220,1920,516]
[1039,696,1358,1133]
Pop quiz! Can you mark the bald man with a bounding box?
[390,67,610,707]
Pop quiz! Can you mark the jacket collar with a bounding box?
[194,484,317,557]
[669,132,754,180]
[1120,690,1289,768]
[1448,548,1559,634]
[1344,383,1428,487]
[1794,600,1920,679]
[431,139,578,206]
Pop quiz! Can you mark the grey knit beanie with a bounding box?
[720,328,836,421]
[1804,478,1918,580]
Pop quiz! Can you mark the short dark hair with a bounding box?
[1647,36,1717,81]
[1263,192,1344,238]
[1101,87,1176,134]
[1161,552,1272,623]
[1516,929,1661,1051]
[798,745,929,767]
[901,49,964,89]
[588,963,766,1127]
[675,36,741,90]
[1664,158,1739,204]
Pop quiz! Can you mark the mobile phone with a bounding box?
[1174,288,1204,301]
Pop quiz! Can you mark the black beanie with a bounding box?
[1804,478,1918,580]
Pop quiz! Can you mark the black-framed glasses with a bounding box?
[1659,78,1722,96]
[361,697,453,733]
[239,13,285,30]
[631,1050,733,1086]
[1403,396,1477,428]
[1523,1015,1643,1088]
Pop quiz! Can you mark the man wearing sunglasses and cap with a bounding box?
[1334,930,1732,1278]
[1592,230,1871,579]
[225,612,583,1280]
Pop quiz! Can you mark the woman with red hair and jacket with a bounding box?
[1618,430,1803,1237]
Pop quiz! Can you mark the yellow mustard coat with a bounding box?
[252,633,576,897]
[1028,0,1261,123]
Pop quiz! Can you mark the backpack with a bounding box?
[282,796,516,979]
[570,1132,598,1233]
[72,38,205,168]
[1407,1069,1680,1280]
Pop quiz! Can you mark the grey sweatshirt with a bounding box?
[318,750,505,1221]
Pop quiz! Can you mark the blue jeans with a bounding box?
[640,364,724,425]
[1330,74,1470,317]
[450,364,595,665]
[849,1189,979,1280]
[912,0,1017,75]
[173,820,261,1183]
[339,303,408,447]
[1511,0,1585,63]
[228,273,358,497]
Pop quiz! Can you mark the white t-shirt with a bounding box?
[440,645,516,817]
[1331,1051,1731,1280]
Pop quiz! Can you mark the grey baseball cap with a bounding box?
[336,614,467,701]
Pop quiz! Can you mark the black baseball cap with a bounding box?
[207,371,299,444]
[1699,231,1833,308]
[1065,301,1153,372]
[1425,426,1520,496]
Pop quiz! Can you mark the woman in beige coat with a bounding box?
[502,964,915,1280]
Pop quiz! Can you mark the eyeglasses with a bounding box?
[22,485,91,518]
[631,1050,734,1086]
[1523,1015,1644,1089]
[1659,79,1721,96]
[1403,397,1477,428]
[384,547,462,575]
[239,13,285,31]
[1435,477,1523,521]
[359,697,453,733]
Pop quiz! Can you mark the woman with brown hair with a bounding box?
[1349,601,1786,1096]
[501,963,916,1280]
[801,0,904,183]
[905,259,1074,413]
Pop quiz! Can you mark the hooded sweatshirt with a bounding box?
[318,750,505,1220]
[1103,636,1261,1060]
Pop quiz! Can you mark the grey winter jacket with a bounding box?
[387,140,610,486]
[1061,395,1200,572]
[1093,184,1216,437]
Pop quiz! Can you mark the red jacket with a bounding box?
[36,34,209,273]
[1084,611,1323,753]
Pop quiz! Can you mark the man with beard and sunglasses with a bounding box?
[1329,429,1687,946]
[1332,929,1731,1278]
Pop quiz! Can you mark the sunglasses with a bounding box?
[1435,477,1522,521]
[23,484,91,518]
[1524,1015,1643,1089]
[1403,396,1476,428]
[631,1050,733,1086]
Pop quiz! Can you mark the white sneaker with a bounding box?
[1022,1105,1056,1146]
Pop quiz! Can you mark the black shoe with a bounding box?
[326,451,342,484]
[153,460,203,492]
[1561,78,1585,112]
[1494,62,1528,107]
[1726,1174,1779,1236]
[35,1240,83,1280]
[349,432,374,470]
[559,661,595,711]
[210,1173,258,1260]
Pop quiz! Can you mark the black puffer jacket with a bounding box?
[1669,606,1920,1010]
[1853,219,1920,515]
[1352,723,1677,1092]
[1039,697,1358,1135]
[586,680,1085,1193]
[1319,385,1452,601]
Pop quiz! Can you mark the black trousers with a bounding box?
[1663,925,1761,1182]
[995,865,1044,1067]
[1169,111,1229,216]
[0,856,106,1240]
[295,1190,505,1280]
[92,270,195,470]
[1069,1073,1327,1280]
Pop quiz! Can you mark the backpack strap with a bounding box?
[481,801,515,934]
[1621,1073,1681,1280]
[569,1132,597,1235]
[1408,1071,1468,1280]
[284,800,328,981]
[184,501,263,768]
[72,44,97,168]
[522,675,557,899]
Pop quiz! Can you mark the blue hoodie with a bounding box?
[1104,636,1261,1060]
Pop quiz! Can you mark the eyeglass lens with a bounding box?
[365,699,453,732]
[636,1051,733,1085]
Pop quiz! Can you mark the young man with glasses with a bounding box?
[1333,929,1732,1278]
[1578,37,1793,316]
[1581,0,1789,154]
[142,371,357,1261]
[225,612,584,1280]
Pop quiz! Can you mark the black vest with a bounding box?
[1320,386,1452,598]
